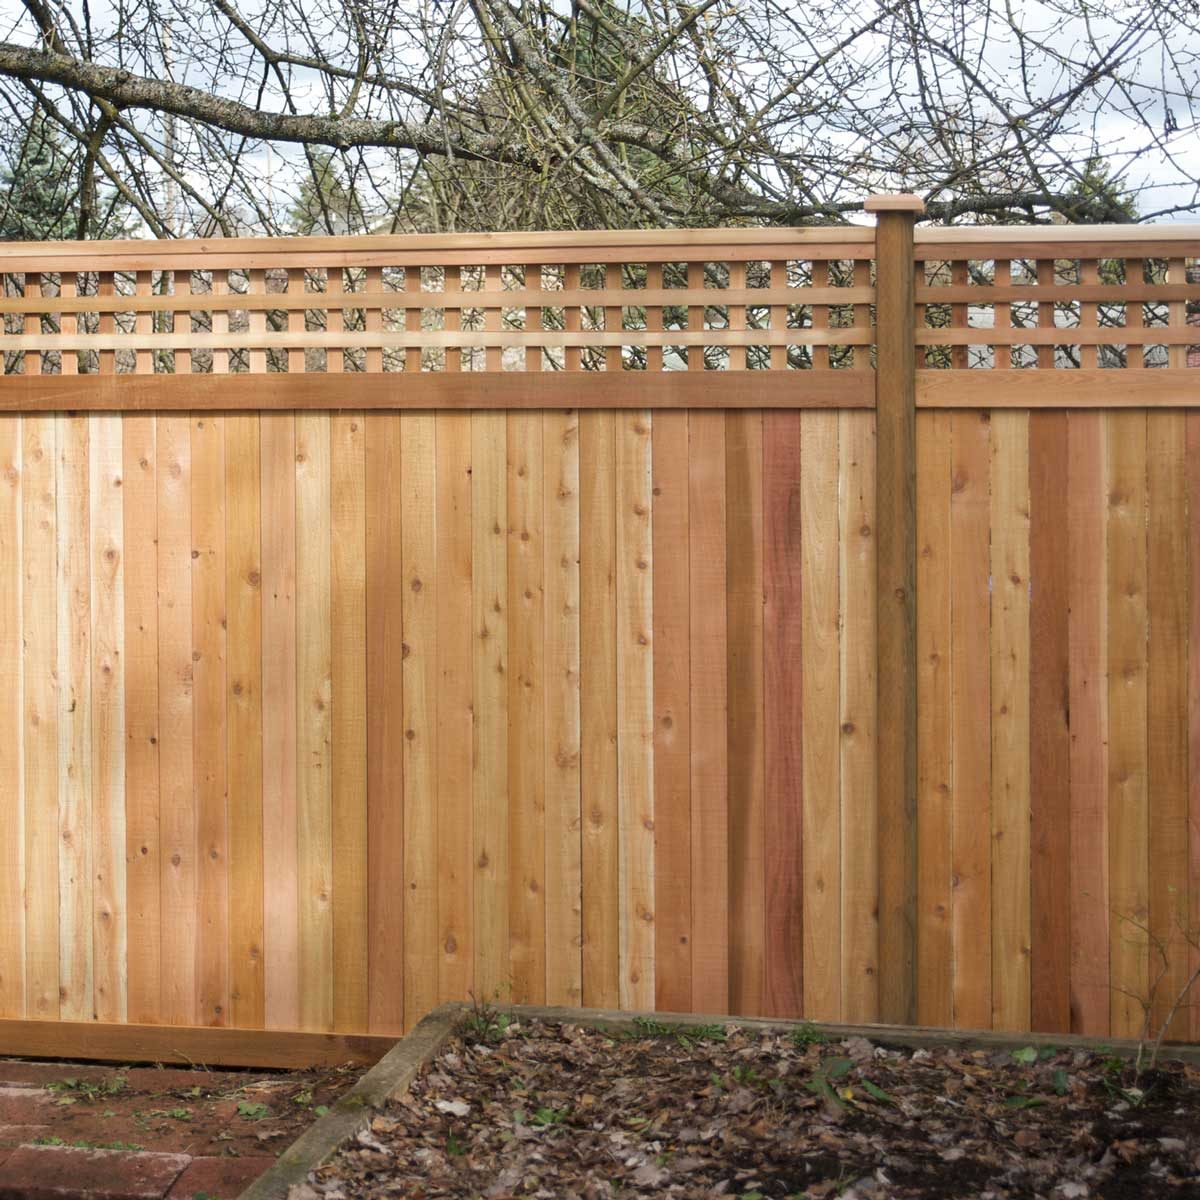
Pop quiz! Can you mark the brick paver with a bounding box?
[0,1144,190,1199]
[165,1155,278,1198]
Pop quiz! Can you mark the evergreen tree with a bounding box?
[0,115,134,240]
[0,117,80,239]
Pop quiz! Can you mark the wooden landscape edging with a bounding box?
[0,1017,397,1069]
[239,1002,464,1200]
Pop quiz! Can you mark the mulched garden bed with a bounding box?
[301,1012,1200,1199]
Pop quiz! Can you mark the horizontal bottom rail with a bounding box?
[918,367,1200,408]
[0,370,874,411]
[0,1018,398,1069]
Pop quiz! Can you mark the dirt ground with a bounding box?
[304,1012,1200,1199]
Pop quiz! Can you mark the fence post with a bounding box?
[866,193,924,1026]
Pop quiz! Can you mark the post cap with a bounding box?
[864,193,926,214]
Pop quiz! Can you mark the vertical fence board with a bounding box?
[260,412,299,1031]
[543,410,582,1008]
[331,412,368,1032]
[579,411,619,1009]
[57,414,91,1022]
[689,410,729,1013]
[1067,411,1109,1036]
[226,413,264,1030]
[1029,409,1071,1034]
[90,414,126,1024]
[508,410,546,1005]
[800,410,840,1020]
[763,410,803,1018]
[365,412,404,1034]
[123,416,159,1025]
[401,412,439,1026]
[916,410,952,1027]
[435,412,473,1009]
[1106,410,1149,1039]
[192,414,228,1027]
[839,410,877,1023]
[23,415,57,1021]
[1146,411,1189,1039]
[651,409,691,1013]
[616,409,654,1011]
[1188,415,1200,1045]
[727,410,765,1018]
[157,415,195,1026]
[472,411,509,1004]
[0,415,21,1017]
[296,412,333,1031]
[990,409,1031,1033]
[949,410,992,1030]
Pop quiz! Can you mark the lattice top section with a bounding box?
[0,228,874,377]
[916,227,1200,370]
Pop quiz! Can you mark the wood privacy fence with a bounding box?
[0,199,1198,1058]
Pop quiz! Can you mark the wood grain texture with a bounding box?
[652,410,691,1014]
[949,410,992,1030]
[435,413,473,1009]
[508,410,546,1006]
[1188,415,1200,1045]
[57,414,92,1022]
[23,415,58,1021]
[579,411,619,1010]
[1107,411,1149,1039]
[192,414,228,1028]
[331,412,369,1032]
[225,414,264,1030]
[296,413,333,1031]
[0,415,22,1018]
[1029,410,1071,1034]
[401,412,439,1026]
[1067,411,1109,1037]
[800,411,840,1021]
[472,411,509,1004]
[543,410,582,1008]
[365,412,404,1034]
[156,416,195,1027]
[122,415,159,1025]
[875,211,918,1027]
[763,410,803,1018]
[260,412,299,1031]
[989,409,1031,1033]
[90,414,126,1024]
[689,410,729,1014]
[916,410,952,1028]
[1146,412,1189,1039]
[839,410,878,1025]
[616,409,655,1011]
[727,410,765,1018]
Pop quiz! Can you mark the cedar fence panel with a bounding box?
[0,210,1196,1056]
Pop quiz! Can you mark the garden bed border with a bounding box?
[236,1002,1200,1199]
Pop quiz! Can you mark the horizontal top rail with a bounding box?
[0,226,876,271]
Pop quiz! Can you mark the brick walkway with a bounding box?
[0,1057,360,1199]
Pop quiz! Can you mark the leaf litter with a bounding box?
[299,1016,1200,1198]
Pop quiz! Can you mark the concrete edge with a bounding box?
[504,1004,1200,1065]
[237,1002,466,1200]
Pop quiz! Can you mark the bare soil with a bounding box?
[304,1013,1200,1199]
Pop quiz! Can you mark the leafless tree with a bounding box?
[0,0,1196,235]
